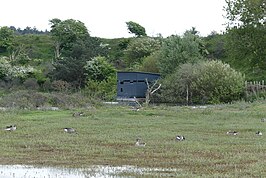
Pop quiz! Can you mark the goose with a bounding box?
[175,135,185,141]
[131,106,141,111]
[261,118,266,122]
[135,138,146,147]
[4,125,16,131]
[256,131,262,136]
[72,112,84,117]
[63,128,77,134]
[226,131,238,135]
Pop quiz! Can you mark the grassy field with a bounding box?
[0,101,266,177]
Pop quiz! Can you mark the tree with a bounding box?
[49,18,89,59]
[139,51,161,73]
[84,56,116,82]
[49,35,108,89]
[84,56,117,100]
[224,0,266,80]
[225,0,265,28]
[158,32,206,77]
[204,32,226,60]
[126,21,147,37]
[125,37,161,67]
[50,56,86,88]
[0,26,15,54]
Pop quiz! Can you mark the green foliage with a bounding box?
[138,51,160,73]
[126,21,147,37]
[204,32,226,60]
[124,37,161,67]
[0,26,15,53]
[158,33,205,77]
[192,60,245,104]
[225,0,265,27]
[224,0,266,81]
[49,18,89,58]
[83,56,117,100]
[0,57,10,78]
[49,35,109,89]
[84,76,117,101]
[84,56,116,81]
[100,38,130,69]
[50,57,86,88]
[225,26,266,80]
[15,34,54,60]
[158,60,245,104]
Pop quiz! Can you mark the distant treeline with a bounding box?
[9,26,49,35]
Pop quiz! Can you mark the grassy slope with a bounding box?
[0,102,266,177]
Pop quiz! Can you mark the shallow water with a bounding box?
[0,165,177,177]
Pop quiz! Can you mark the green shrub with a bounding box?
[157,60,245,104]
[84,76,117,101]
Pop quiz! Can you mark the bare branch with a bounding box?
[151,84,161,94]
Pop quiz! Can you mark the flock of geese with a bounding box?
[3,112,85,134]
[3,113,265,147]
[134,137,185,147]
[135,118,265,147]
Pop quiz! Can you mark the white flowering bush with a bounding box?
[0,57,35,79]
[0,57,10,78]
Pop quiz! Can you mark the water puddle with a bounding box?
[0,165,177,177]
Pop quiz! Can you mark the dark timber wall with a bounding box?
[117,72,160,99]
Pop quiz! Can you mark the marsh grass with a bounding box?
[0,103,266,177]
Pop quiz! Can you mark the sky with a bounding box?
[1,0,227,38]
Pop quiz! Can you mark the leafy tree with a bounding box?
[50,56,86,89]
[138,51,161,73]
[100,38,130,69]
[49,18,89,59]
[0,26,15,54]
[224,0,266,80]
[84,56,117,100]
[125,37,161,67]
[158,32,206,77]
[49,32,108,89]
[84,56,116,81]
[126,21,147,37]
[84,76,117,101]
[225,26,266,80]
[204,32,226,60]
[225,0,265,28]
[62,36,108,59]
